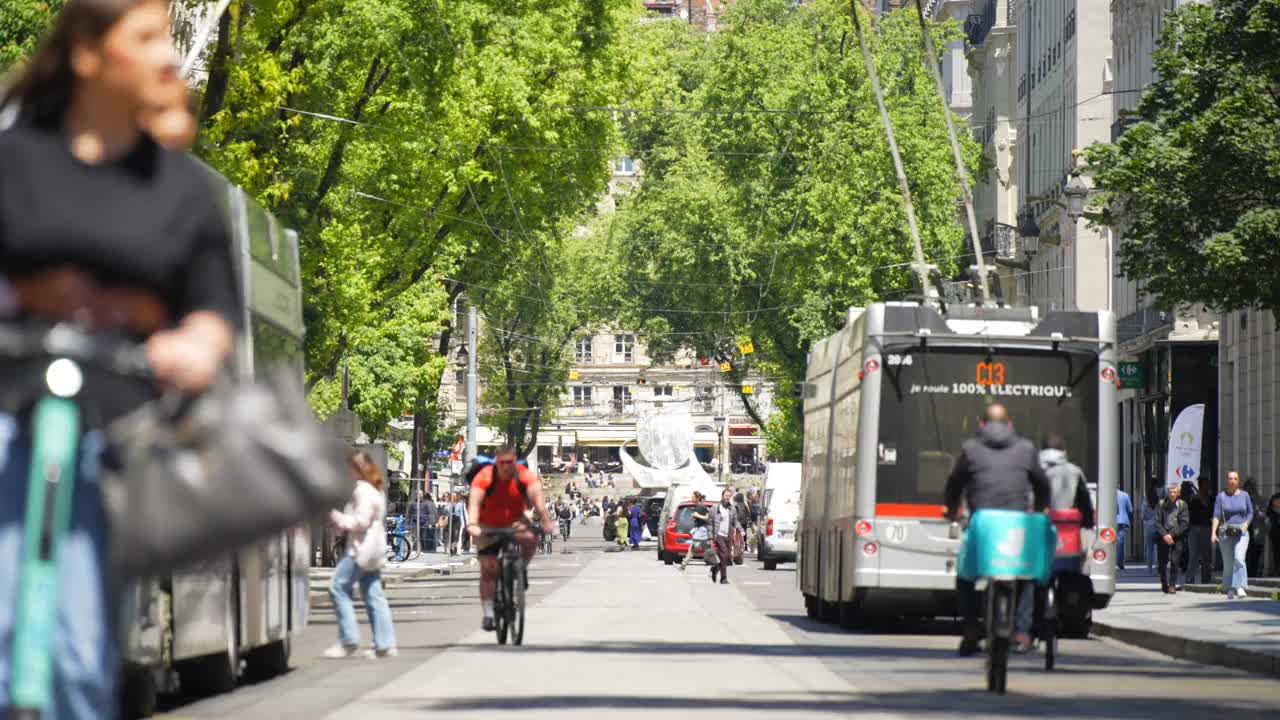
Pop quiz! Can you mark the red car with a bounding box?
[661,501,744,565]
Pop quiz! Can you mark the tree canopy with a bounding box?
[1085,0,1280,318]
[604,0,982,458]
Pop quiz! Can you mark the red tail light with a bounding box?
[1099,527,1116,543]
[766,517,775,536]
[1093,549,1108,563]
[862,542,879,557]
[856,520,873,537]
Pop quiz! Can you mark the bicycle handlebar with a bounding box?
[0,322,151,378]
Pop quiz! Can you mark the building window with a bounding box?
[455,369,465,385]
[654,384,673,398]
[615,333,634,362]
[614,157,636,175]
[575,337,593,363]
[613,386,632,403]
[573,386,593,406]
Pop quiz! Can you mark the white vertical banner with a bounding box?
[1166,403,1206,489]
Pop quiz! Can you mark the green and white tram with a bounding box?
[119,170,309,716]
[799,302,1119,628]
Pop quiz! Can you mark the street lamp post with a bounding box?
[464,303,478,463]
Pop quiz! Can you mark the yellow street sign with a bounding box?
[738,341,755,355]
[720,362,732,373]
[569,370,579,380]
[742,384,754,395]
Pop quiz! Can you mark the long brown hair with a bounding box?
[350,450,385,491]
[0,0,160,127]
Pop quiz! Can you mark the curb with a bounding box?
[308,557,478,604]
[1181,583,1280,600]
[1092,617,1280,678]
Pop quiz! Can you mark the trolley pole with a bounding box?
[465,303,479,463]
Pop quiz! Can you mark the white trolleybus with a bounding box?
[119,169,311,717]
[799,302,1119,630]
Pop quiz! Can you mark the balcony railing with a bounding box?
[1111,116,1138,143]
[964,0,997,48]
[992,223,1018,261]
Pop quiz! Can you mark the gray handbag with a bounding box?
[99,371,351,580]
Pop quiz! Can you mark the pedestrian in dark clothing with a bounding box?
[1156,484,1190,593]
[1185,484,1213,585]
[1268,489,1280,577]
[709,488,743,584]
[1242,478,1265,578]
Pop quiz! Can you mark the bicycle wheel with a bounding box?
[388,534,410,563]
[496,560,513,645]
[986,583,1012,694]
[511,560,526,646]
[1044,585,1057,671]
[406,533,420,561]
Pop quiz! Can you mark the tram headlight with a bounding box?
[1099,527,1116,543]
[862,542,879,557]
[855,520,873,537]
[1092,549,1108,564]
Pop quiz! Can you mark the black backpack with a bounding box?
[468,460,530,505]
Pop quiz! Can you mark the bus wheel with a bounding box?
[819,599,840,624]
[244,637,291,683]
[804,594,819,620]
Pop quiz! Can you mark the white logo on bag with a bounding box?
[997,528,1025,558]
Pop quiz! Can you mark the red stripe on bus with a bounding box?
[875,503,947,518]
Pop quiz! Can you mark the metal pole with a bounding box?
[465,303,479,463]
[913,0,990,304]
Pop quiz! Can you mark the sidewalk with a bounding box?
[309,551,477,603]
[1093,573,1280,677]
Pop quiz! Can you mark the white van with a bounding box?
[759,462,802,570]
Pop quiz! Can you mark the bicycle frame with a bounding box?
[11,372,85,716]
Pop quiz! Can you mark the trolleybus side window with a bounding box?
[876,348,1100,506]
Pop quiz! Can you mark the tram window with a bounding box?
[877,349,1099,505]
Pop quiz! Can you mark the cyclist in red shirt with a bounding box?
[466,446,554,630]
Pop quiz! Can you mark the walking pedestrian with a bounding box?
[710,488,743,585]
[1115,486,1134,570]
[1268,488,1280,577]
[1184,482,1213,586]
[628,499,643,549]
[614,503,630,549]
[680,492,710,571]
[1212,470,1255,599]
[1143,486,1160,573]
[449,492,468,555]
[0,2,240,711]
[325,451,398,659]
[1155,483,1190,594]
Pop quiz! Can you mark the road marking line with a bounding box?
[559,563,581,567]
[742,581,772,585]
[529,580,554,585]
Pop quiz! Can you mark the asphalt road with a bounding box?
[157,531,1280,719]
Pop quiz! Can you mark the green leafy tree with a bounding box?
[1085,0,1280,318]
[609,0,981,452]
[0,0,63,72]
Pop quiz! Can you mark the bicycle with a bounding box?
[384,515,412,563]
[954,509,1055,694]
[1,322,151,718]
[539,525,554,555]
[483,527,529,646]
[559,517,572,543]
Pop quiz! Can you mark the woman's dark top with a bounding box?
[0,124,241,420]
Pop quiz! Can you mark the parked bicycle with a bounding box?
[483,527,528,645]
[385,515,412,563]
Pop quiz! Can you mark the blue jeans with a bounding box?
[328,556,396,651]
[1116,525,1129,569]
[1218,531,1249,594]
[0,414,118,720]
[1144,525,1159,570]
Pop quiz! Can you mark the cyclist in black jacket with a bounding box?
[944,404,1050,657]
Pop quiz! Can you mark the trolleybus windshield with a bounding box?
[876,347,1100,508]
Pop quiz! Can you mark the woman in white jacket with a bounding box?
[324,451,398,659]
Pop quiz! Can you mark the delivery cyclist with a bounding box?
[944,403,1050,657]
[466,447,554,630]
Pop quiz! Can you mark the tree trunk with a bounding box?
[198,2,236,124]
